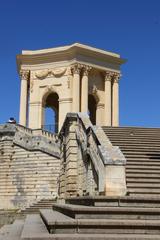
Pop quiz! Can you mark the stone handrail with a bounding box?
[59,113,126,195]
[76,115,106,192]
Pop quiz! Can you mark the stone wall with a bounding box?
[0,124,60,210]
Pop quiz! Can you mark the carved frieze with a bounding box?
[51,67,66,77]
[35,70,50,79]
[34,67,67,80]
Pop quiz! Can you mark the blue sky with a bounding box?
[0,0,160,127]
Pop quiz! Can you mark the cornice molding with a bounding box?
[17,43,126,72]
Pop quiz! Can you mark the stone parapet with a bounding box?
[0,124,60,158]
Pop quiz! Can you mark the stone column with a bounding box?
[104,71,112,126]
[96,103,104,126]
[112,73,120,126]
[28,102,41,129]
[19,70,29,126]
[81,66,91,113]
[72,64,81,112]
[59,98,72,131]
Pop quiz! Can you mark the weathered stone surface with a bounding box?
[0,124,60,209]
[59,113,126,197]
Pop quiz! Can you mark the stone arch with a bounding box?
[88,85,100,104]
[88,94,97,125]
[42,89,59,133]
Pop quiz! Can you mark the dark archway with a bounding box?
[88,94,97,125]
[43,92,59,133]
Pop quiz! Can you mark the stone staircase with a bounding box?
[21,198,57,214]
[102,126,160,197]
[2,125,160,239]
[2,196,160,239]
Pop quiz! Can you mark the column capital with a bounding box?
[71,64,82,75]
[112,72,121,83]
[82,65,92,77]
[105,71,114,81]
[19,70,30,81]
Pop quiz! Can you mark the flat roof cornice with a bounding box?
[16,43,126,71]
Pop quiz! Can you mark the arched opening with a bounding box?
[42,92,59,133]
[88,94,97,125]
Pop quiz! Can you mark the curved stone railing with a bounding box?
[59,113,126,197]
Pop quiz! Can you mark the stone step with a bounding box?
[127,183,160,188]
[0,224,11,238]
[126,165,160,170]
[127,160,160,164]
[39,209,160,235]
[125,154,160,158]
[118,145,160,149]
[103,128,160,132]
[20,214,160,239]
[105,135,160,141]
[104,132,160,136]
[126,169,160,174]
[40,209,75,233]
[52,204,160,220]
[121,150,160,154]
[20,214,50,239]
[103,133,160,138]
[110,139,160,144]
[128,189,160,194]
[120,147,160,151]
[21,199,56,214]
[102,126,160,130]
[103,128,160,131]
[127,178,160,183]
[66,196,160,208]
[3,219,24,240]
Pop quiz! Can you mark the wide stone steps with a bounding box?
[52,203,160,220]
[21,199,57,214]
[40,209,160,234]
[3,196,160,239]
[102,126,160,196]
